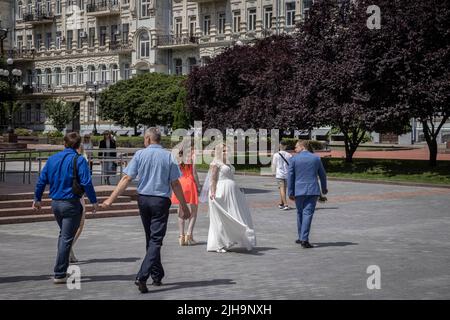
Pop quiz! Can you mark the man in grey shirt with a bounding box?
[102,127,191,293]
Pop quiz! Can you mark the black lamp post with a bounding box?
[0,58,23,138]
[87,81,103,135]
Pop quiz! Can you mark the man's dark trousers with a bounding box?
[52,199,83,278]
[136,195,171,283]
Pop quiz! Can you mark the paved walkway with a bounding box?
[319,147,450,161]
[0,175,449,300]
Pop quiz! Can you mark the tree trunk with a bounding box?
[343,134,354,163]
[422,120,439,167]
[134,125,138,136]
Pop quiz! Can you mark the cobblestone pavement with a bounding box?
[0,174,449,300]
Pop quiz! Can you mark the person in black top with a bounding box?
[99,131,117,185]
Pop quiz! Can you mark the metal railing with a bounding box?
[155,35,199,47]
[0,148,138,185]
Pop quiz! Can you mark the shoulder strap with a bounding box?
[278,152,289,166]
[73,154,80,180]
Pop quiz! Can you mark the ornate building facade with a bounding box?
[7,0,313,134]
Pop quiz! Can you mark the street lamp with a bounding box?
[87,80,101,135]
[0,57,23,138]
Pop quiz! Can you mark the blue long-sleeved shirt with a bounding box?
[34,147,97,204]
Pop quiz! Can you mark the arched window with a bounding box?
[88,65,96,83]
[139,32,150,58]
[76,66,84,85]
[45,68,52,87]
[54,67,62,86]
[66,67,74,85]
[111,64,119,83]
[36,0,42,15]
[35,69,42,88]
[99,64,108,83]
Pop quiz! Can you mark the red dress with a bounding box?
[171,164,199,205]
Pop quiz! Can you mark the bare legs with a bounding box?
[178,204,198,246]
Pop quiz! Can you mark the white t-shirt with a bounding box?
[271,150,292,179]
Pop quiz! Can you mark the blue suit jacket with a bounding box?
[287,151,327,197]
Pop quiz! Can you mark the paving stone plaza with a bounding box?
[0,174,449,300]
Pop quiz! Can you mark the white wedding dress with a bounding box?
[206,160,256,252]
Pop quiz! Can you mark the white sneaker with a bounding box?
[278,204,284,209]
[283,206,291,211]
[53,275,68,284]
[216,248,227,253]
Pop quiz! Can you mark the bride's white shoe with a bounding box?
[216,248,227,253]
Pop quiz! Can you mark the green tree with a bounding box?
[44,98,75,131]
[172,89,191,130]
[98,73,187,135]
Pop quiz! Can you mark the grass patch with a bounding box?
[197,158,450,185]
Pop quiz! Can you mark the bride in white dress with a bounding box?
[202,143,256,253]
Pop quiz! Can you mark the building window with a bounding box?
[141,0,150,18]
[88,101,95,121]
[27,35,33,49]
[188,57,197,73]
[56,0,61,14]
[99,65,107,83]
[36,0,42,15]
[35,69,42,87]
[46,0,51,15]
[139,32,150,58]
[303,0,313,19]
[99,26,107,46]
[35,34,42,51]
[66,30,73,49]
[111,25,119,43]
[233,10,241,33]
[35,104,41,123]
[286,2,296,27]
[77,66,84,84]
[248,9,256,31]
[88,66,96,83]
[45,32,52,50]
[45,68,52,87]
[203,15,211,35]
[27,0,32,14]
[55,68,62,86]
[175,17,182,37]
[201,56,211,66]
[111,64,119,83]
[66,67,74,85]
[55,31,62,49]
[77,29,84,48]
[88,27,95,47]
[17,2,23,20]
[174,58,182,75]
[218,13,226,35]
[264,6,273,29]
[189,16,196,37]
[26,105,32,123]
[122,23,129,44]
[17,36,24,50]
[123,63,131,80]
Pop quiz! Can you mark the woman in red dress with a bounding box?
[171,144,200,246]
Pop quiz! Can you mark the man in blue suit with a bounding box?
[288,140,328,248]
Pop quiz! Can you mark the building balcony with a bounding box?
[86,0,121,17]
[7,49,36,61]
[109,41,133,53]
[155,35,199,49]
[188,0,225,3]
[23,11,55,25]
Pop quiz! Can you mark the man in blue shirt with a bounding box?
[33,132,98,283]
[102,127,190,294]
[288,140,328,249]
